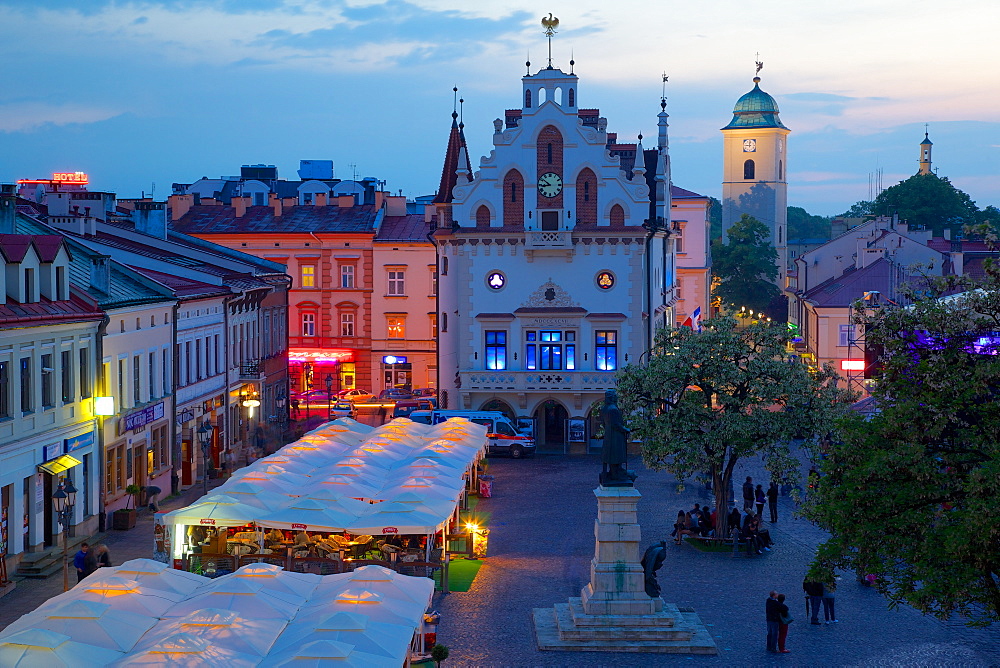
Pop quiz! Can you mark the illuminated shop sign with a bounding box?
[288,349,354,363]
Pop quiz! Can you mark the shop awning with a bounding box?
[38,454,82,476]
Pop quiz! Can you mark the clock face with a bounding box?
[537,172,563,198]
[743,139,757,153]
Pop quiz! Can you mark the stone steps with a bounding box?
[15,535,98,579]
[555,602,693,642]
[533,606,718,654]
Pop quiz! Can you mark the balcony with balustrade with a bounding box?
[459,369,618,393]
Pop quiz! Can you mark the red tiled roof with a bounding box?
[129,266,231,299]
[173,204,378,234]
[376,214,431,242]
[0,234,33,262]
[0,286,102,327]
[32,235,65,262]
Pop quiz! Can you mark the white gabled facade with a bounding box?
[434,63,677,450]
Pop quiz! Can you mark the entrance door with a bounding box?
[533,400,568,449]
[181,438,192,486]
[133,444,147,495]
[43,474,54,548]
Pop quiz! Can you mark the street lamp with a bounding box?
[197,421,215,495]
[52,477,77,592]
[325,374,334,421]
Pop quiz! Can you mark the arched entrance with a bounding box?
[480,398,515,422]
[533,399,568,449]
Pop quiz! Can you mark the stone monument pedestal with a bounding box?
[532,486,717,654]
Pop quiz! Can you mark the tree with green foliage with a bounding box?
[617,318,852,539]
[708,196,723,242]
[804,261,1000,624]
[874,173,978,236]
[712,214,780,314]
[839,200,875,218]
[787,206,832,240]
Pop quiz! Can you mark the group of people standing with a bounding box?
[765,579,839,654]
[72,542,112,582]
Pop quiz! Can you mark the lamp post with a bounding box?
[197,421,215,495]
[325,374,334,421]
[52,477,77,592]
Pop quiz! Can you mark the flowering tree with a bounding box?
[616,317,851,539]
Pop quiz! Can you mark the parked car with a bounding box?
[409,410,535,458]
[296,390,337,408]
[392,398,436,418]
[378,388,413,401]
[337,388,375,403]
[328,401,355,419]
[411,387,438,398]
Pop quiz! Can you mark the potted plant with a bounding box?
[431,644,449,667]
[112,484,142,530]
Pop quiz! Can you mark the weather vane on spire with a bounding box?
[755,52,764,77]
[541,14,559,69]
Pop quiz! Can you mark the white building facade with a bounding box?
[434,64,677,450]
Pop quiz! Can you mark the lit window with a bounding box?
[430,313,438,338]
[388,271,405,296]
[485,331,507,370]
[341,313,355,337]
[387,316,405,339]
[302,313,316,337]
[301,265,316,288]
[596,331,618,371]
[838,325,854,347]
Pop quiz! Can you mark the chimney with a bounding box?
[270,193,283,217]
[0,183,15,234]
[386,195,407,217]
[282,197,296,210]
[374,191,385,211]
[90,256,111,294]
[315,192,327,207]
[943,228,951,241]
[337,195,354,208]
[168,193,194,221]
[950,250,964,276]
[134,201,167,239]
[233,196,250,218]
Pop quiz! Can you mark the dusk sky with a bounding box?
[1,0,998,216]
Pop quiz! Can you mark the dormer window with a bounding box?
[24,268,35,303]
[56,266,67,301]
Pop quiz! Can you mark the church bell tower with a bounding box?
[721,68,790,284]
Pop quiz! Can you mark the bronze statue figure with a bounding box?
[600,388,636,486]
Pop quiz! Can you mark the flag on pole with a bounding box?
[681,316,693,329]
[692,307,702,332]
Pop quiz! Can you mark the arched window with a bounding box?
[476,205,490,229]
[524,89,532,108]
[744,159,755,180]
[576,168,597,225]
[554,87,562,105]
[502,169,524,229]
[609,204,625,228]
[568,88,575,107]
[547,143,553,165]
[539,88,546,104]
[779,160,783,180]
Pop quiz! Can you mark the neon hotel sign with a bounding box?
[17,172,90,185]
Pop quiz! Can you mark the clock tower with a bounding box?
[721,75,790,283]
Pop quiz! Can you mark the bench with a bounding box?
[685,531,760,557]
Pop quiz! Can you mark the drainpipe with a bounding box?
[95,312,110,533]
[642,219,658,354]
[426,219,441,398]
[169,301,180,496]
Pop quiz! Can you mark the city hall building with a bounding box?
[432,58,695,451]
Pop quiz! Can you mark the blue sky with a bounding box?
[1,0,998,216]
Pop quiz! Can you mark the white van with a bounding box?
[409,410,535,458]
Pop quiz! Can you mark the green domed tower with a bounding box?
[721,75,791,284]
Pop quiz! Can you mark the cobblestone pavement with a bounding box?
[0,478,225,632]
[434,454,1000,667]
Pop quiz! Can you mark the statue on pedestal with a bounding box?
[600,388,636,487]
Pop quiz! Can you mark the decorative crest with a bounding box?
[541,14,559,68]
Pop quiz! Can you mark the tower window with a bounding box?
[584,181,590,201]
[510,182,517,202]
[568,88,575,107]
[525,89,532,109]
[778,160,783,180]
[743,159,755,180]
[547,143,553,165]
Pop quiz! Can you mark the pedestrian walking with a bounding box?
[83,544,99,577]
[767,482,779,522]
[95,544,113,568]
[803,576,825,624]
[823,579,838,623]
[742,476,755,513]
[765,590,781,653]
[72,543,90,583]
[776,593,792,652]
[754,484,765,516]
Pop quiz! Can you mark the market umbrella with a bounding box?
[257,498,355,534]
[0,600,156,653]
[0,629,124,667]
[51,577,184,618]
[104,559,206,596]
[246,457,315,476]
[213,482,290,512]
[115,632,259,667]
[161,495,261,528]
[383,473,466,491]
[301,487,376,514]
[270,612,413,662]
[325,565,435,607]
[312,475,383,501]
[161,578,299,621]
[224,562,320,598]
[347,502,448,539]
[266,639,399,667]
[298,588,425,628]
[133,609,286,658]
[374,480,462,504]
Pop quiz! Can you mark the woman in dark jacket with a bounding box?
[776,593,791,652]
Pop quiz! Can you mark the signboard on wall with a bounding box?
[65,432,95,453]
[34,473,44,514]
[121,401,165,434]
